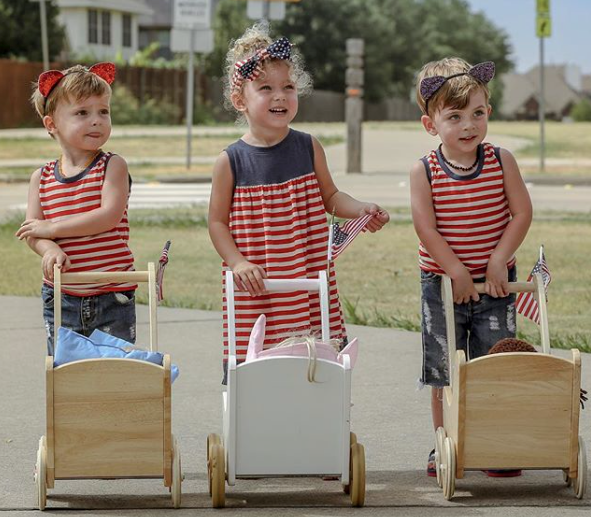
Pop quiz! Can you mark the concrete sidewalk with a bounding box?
[1,295,589,515]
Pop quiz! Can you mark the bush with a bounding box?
[570,98,591,122]
[110,85,180,125]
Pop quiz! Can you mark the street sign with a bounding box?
[171,28,214,53]
[536,16,551,38]
[247,1,285,20]
[536,0,550,14]
[174,0,212,29]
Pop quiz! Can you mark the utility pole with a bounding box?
[30,0,50,70]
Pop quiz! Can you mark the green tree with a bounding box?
[206,0,513,104]
[570,98,591,122]
[0,0,65,61]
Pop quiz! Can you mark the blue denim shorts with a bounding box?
[419,268,517,388]
[42,284,137,356]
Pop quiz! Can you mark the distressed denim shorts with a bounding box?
[419,268,516,388]
[42,284,137,356]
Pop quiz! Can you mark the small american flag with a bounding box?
[156,240,171,302]
[328,213,374,261]
[516,246,551,324]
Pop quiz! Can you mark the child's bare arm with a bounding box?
[410,160,478,303]
[19,169,71,280]
[312,137,389,232]
[485,149,533,297]
[208,151,266,296]
[16,155,129,240]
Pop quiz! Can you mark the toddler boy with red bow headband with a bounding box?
[409,57,533,479]
[18,63,137,355]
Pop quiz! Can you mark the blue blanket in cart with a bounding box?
[54,327,179,382]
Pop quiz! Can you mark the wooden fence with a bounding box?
[0,59,419,128]
[0,59,208,128]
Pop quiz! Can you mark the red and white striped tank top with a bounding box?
[418,143,516,278]
[39,152,136,296]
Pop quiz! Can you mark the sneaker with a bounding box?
[484,469,522,477]
[427,449,437,477]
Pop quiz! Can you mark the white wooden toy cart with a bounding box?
[35,265,182,510]
[435,273,586,500]
[207,271,366,508]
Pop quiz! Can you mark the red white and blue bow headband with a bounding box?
[231,37,292,90]
[420,61,495,112]
[38,62,116,109]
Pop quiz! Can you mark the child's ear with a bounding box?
[231,91,247,112]
[421,114,438,136]
[487,105,493,117]
[42,115,57,135]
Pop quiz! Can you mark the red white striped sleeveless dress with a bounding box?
[222,129,347,363]
[418,142,516,278]
[39,151,136,296]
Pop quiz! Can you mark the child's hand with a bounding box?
[450,267,479,304]
[360,204,390,232]
[15,219,55,240]
[233,261,267,297]
[484,257,510,298]
[42,249,71,281]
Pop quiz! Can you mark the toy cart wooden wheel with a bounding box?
[207,434,222,497]
[343,432,358,494]
[210,443,226,508]
[575,436,587,499]
[35,436,47,511]
[435,427,447,489]
[350,442,366,507]
[171,435,182,508]
[442,437,456,501]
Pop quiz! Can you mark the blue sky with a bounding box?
[465,0,591,73]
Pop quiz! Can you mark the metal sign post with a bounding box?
[536,0,551,173]
[174,0,214,170]
[346,39,364,174]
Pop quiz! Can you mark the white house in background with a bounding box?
[55,0,153,60]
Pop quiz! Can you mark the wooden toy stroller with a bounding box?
[35,265,182,510]
[207,271,366,508]
[434,273,587,500]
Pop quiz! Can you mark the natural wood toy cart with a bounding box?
[207,271,365,508]
[35,264,182,510]
[434,273,586,500]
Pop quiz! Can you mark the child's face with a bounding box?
[422,89,491,155]
[235,61,298,131]
[44,94,112,152]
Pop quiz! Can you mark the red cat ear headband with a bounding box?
[38,62,116,109]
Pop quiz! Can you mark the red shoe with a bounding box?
[484,469,522,477]
[427,449,437,477]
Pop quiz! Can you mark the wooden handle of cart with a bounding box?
[224,271,331,359]
[441,274,550,389]
[52,264,158,352]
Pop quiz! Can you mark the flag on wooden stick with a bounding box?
[156,240,171,302]
[327,213,374,261]
[516,245,551,324]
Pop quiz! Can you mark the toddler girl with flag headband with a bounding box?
[208,23,389,380]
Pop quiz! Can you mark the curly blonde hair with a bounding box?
[31,64,112,119]
[415,57,490,117]
[223,23,312,124]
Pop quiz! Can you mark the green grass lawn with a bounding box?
[2,207,589,352]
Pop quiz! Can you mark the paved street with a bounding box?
[1,298,589,515]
